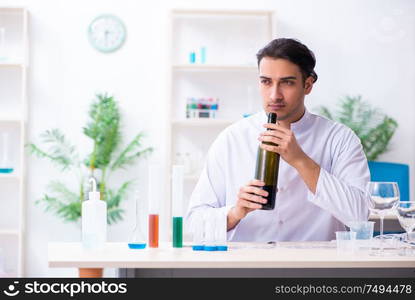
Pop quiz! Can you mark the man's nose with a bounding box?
[269,83,283,101]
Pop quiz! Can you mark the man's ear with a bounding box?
[304,76,314,95]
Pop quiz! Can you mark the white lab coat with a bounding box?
[186,109,371,242]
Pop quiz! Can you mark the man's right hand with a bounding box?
[227,179,268,230]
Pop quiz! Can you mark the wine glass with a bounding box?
[367,182,400,254]
[395,201,415,242]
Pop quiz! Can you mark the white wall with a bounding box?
[0,0,413,277]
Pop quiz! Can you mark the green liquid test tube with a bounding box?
[172,165,184,248]
[173,216,183,248]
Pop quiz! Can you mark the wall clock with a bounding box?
[88,14,126,53]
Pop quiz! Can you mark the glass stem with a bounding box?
[379,215,385,252]
[379,215,384,236]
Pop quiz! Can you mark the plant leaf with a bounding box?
[111,133,153,170]
[103,180,134,224]
[83,94,121,169]
[26,129,79,171]
[47,181,80,204]
[107,207,124,225]
[35,193,81,223]
[314,95,398,161]
[315,106,333,120]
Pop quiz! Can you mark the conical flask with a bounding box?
[128,190,146,249]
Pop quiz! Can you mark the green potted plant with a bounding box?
[315,95,397,161]
[315,95,410,202]
[28,93,153,224]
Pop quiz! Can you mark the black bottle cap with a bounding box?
[267,112,277,124]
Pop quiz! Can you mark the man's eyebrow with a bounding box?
[280,76,297,80]
[259,76,297,80]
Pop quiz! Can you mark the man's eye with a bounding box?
[282,81,294,86]
[261,79,271,85]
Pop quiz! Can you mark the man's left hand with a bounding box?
[259,122,306,168]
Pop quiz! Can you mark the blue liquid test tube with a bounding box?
[200,46,206,64]
[192,210,205,251]
[203,209,217,251]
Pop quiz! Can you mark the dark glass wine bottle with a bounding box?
[254,112,280,210]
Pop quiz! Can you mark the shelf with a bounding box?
[0,7,26,12]
[0,6,27,277]
[168,9,274,250]
[0,62,25,68]
[172,119,236,127]
[0,173,20,180]
[173,64,257,71]
[0,116,22,123]
[0,229,20,236]
[172,9,274,17]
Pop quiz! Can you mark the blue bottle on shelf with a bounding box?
[189,51,196,64]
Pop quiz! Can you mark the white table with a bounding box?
[48,242,415,278]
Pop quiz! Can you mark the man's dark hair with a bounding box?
[256,38,318,83]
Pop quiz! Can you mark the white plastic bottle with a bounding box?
[82,178,107,250]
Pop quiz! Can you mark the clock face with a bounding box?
[88,14,126,53]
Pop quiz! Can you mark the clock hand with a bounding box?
[104,30,109,46]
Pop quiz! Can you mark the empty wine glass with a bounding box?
[367,182,399,255]
[395,201,415,242]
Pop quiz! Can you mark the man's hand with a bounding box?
[227,179,268,231]
[258,121,321,194]
[259,121,306,168]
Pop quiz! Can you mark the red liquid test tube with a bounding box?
[148,164,161,248]
[149,214,159,248]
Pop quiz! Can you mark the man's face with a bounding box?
[258,57,313,122]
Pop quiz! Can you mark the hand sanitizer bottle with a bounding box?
[82,178,107,250]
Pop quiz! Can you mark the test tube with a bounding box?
[212,98,218,119]
[148,164,160,248]
[186,98,191,119]
[189,50,196,64]
[215,209,228,251]
[191,98,197,118]
[204,209,217,251]
[172,165,184,248]
[192,210,205,251]
[200,46,206,64]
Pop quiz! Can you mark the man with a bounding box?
[186,38,370,242]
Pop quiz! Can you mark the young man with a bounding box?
[186,38,370,242]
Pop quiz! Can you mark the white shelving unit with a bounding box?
[0,7,28,277]
[166,9,275,241]
[172,118,236,127]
